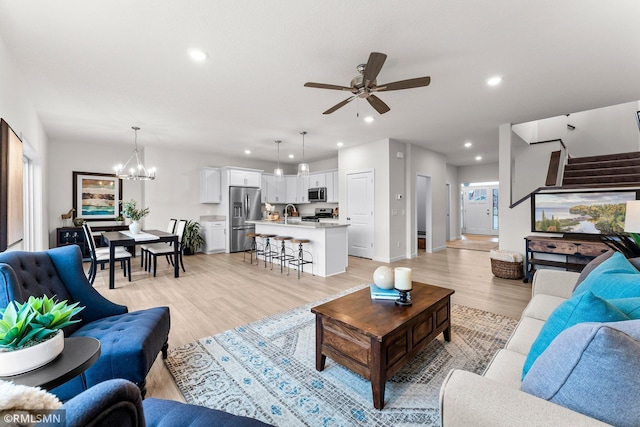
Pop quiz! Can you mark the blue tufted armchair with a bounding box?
[0,245,170,401]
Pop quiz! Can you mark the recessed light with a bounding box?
[288,154,295,159]
[364,116,374,123]
[464,142,472,148]
[487,76,502,86]
[475,155,482,161]
[244,149,251,155]
[337,142,344,147]
[188,49,208,61]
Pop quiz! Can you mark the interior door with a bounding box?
[347,171,374,258]
[462,187,495,235]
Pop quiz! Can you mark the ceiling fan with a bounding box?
[304,52,431,115]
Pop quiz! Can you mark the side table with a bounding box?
[0,337,101,390]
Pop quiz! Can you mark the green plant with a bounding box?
[0,295,84,351]
[121,199,150,221]
[183,220,205,255]
[115,215,124,222]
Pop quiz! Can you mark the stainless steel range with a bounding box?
[301,208,333,222]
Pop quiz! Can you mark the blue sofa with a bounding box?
[0,245,170,401]
[38,378,271,427]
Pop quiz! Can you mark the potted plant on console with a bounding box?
[183,220,205,255]
[122,199,150,235]
[0,295,84,376]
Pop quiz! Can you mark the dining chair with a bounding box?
[140,218,177,270]
[83,223,132,284]
[146,219,187,277]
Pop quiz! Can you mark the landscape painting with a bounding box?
[532,190,639,234]
[73,172,122,220]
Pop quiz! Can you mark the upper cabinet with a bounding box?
[262,173,286,203]
[309,172,326,188]
[326,170,338,203]
[223,167,262,187]
[199,167,221,203]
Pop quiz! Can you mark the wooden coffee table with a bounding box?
[311,281,454,410]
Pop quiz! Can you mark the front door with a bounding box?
[346,171,374,258]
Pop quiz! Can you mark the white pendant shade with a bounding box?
[274,140,284,181]
[297,131,310,177]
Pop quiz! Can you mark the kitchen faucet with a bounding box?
[284,204,296,224]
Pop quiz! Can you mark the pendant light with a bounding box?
[274,140,284,181]
[297,131,310,177]
[114,127,156,180]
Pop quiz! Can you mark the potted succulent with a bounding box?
[121,199,150,234]
[182,220,205,255]
[115,215,124,226]
[0,295,84,376]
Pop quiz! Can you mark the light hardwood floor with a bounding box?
[91,247,532,402]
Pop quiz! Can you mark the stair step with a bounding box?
[568,151,640,164]
[562,174,640,185]
[564,165,640,177]
[559,182,640,190]
[565,158,640,170]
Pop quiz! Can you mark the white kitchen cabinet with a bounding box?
[227,168,261,187]
[285,175,298,203]
[263,173,286,203]
[199,167,221,203]
[309,172,326,188]
[325,170,338,203]
[297,175,310,203]
[201,221,226,253]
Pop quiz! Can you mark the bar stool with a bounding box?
[243,232,261,265]
[257,234,277,268]
[288,239,313,279]
[272,236,294,273]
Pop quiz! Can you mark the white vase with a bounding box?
[0,330,65,376]
[129,220,141,234]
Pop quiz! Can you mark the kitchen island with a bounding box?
[247,220,349,277]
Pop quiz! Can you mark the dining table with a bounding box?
[101,229,179,289]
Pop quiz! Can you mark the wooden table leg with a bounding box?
[443,324,451,342]
[315,316,326,371]
[370,338,386,410]
[173,236,179,278]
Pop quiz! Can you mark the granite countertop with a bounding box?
[247,220,349,228]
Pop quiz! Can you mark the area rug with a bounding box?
[165,287,517,426]
[446,239,498,252]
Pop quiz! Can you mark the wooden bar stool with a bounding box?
[258,234,277,268]
[288,239,313,279]
[272,236,294,273]
[243,232,261,265]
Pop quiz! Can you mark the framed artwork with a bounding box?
[0,119,23,251]
[73,171,123,221]
[531,189,640,234]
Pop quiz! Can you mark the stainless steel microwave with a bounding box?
[308,187,327,202]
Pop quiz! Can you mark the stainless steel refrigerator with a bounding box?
[229,186,262,252]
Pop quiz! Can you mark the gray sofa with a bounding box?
[439,269,610,426]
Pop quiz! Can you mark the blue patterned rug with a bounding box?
[165,286,517,426]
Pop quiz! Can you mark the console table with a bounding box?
[524,235,609,282]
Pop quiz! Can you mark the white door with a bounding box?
[347,171,374,258]
[463,187,497,235]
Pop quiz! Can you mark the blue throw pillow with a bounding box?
[521,320,640,427]
[522,291,630,378]
[573,251,640,299]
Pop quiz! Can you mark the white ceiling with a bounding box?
[1,1,639,166]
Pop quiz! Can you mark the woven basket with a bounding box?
[490,258,523,280]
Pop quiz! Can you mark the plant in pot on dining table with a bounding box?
[0,295,84,376]
[121,199,150,235]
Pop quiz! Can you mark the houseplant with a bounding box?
[121,199,150,234]
[183,220,205,255]
[0,295,84,375]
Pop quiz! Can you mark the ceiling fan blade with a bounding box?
[323,96,356,114]
[375,76,431,92]
[363,52,387,88]
[366,94,390,114]
[305,82,353,91]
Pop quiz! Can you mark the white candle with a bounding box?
[394,267,412,290]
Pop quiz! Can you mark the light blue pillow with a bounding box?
[522,291,630,378]
[573,251,640,299]
[521,320,640,427]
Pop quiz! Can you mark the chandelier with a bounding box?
[114,126,156,180]
[297,131,310,177]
